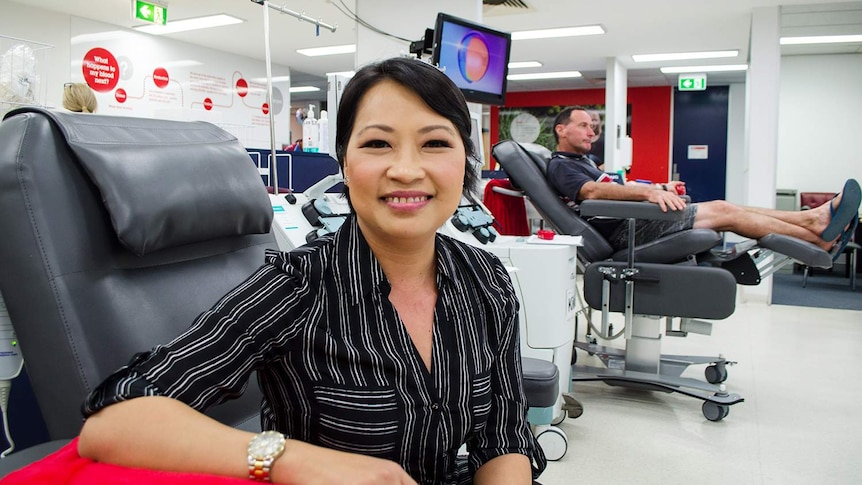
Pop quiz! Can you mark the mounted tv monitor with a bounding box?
[431,13,512,106]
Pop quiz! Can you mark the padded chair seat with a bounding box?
[610,228,722,263]
[522,357,560,408]
[584,261,737,319]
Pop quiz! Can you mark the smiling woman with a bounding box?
[74,56,545,485]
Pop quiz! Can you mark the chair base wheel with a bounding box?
[535,426,568,461]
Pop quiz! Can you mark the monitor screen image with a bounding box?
[432,13,511,105]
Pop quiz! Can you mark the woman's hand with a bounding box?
[275,440,418,485]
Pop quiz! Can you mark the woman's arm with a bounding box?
[474,454,532,485]
[78,396,418,485]
[78,396,252,478]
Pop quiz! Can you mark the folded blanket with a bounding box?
[1,438,249,485]
[483,178,530,236]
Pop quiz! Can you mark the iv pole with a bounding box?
[252,0,337,198]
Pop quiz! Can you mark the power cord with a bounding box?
[0,293,24,458]
[0,377,20,458]
[331,0,413,42]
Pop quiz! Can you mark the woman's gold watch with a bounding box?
[247,431,286,482]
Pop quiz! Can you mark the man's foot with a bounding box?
[821,178,861,242]
[830,214,859,262]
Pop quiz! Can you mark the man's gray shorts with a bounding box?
[606,204,698,251]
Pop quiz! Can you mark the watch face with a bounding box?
[249,431,285,459]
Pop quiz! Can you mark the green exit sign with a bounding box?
[133,0,167,25]
[678,73,707,91]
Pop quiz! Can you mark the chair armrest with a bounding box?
[491,186,526,198]
[579,199,689,221]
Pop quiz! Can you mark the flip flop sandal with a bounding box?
[830,214,859,262]
[822,178,861,242]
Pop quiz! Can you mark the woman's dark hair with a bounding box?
[335,57,479,202]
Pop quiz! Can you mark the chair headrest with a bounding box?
[519,143,551,175]
[491,139,614,262]
[4,107,274,256]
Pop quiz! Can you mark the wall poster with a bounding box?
[498,104,631,169]
[70,17,292,149]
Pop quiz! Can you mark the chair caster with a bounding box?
[561,392,583,419]
[551,410,566,426]
[702,401,730,421]
[705,363,728,384]
[535,426,568,461]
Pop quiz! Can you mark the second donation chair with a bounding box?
[491,140,832,421]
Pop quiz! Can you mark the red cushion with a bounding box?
[0,438,249,485]
[799,192,833,210]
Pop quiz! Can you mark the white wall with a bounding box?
[778,54,862,193]
[1,0,293,149]
[0,0,71,110]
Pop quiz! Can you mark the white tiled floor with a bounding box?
[538,300,862,485]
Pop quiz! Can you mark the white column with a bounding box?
[603,57,628,174]
[742,6,781,303]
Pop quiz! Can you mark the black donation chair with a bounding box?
[0,107,276,474]
[491,140,832,421]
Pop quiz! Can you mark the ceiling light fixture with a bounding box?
[633,50,739,62]
[508,71,582,81]
[251,76,291,83]
[780,34,862,45]
[297,44,356,57]
[133,14,243,35]
[508,61,543,69]
[512,25,605,40]
[660,64,748,73]
[325,71,356,77]
[288,86,321,93]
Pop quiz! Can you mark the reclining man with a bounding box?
[546,106,861,260]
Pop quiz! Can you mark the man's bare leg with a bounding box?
[691,187,859,250]
[693,200,832,249]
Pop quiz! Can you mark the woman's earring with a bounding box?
[343,175,350,185]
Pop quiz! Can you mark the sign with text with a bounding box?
[133,0,167,25]
[71,16,292,149]
[687,145,709,159]
[678,73,707,91]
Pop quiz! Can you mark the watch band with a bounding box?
[248,455,276,482]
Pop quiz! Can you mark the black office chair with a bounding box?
[0,107,276,475]
[491,140,833,420]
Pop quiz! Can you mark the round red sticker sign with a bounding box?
[203,98,213,111]
[262,103,269,115]
[236,78,248,98]
[114,88,127,103]
[153,67,169,88]
[82,48,119,92]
